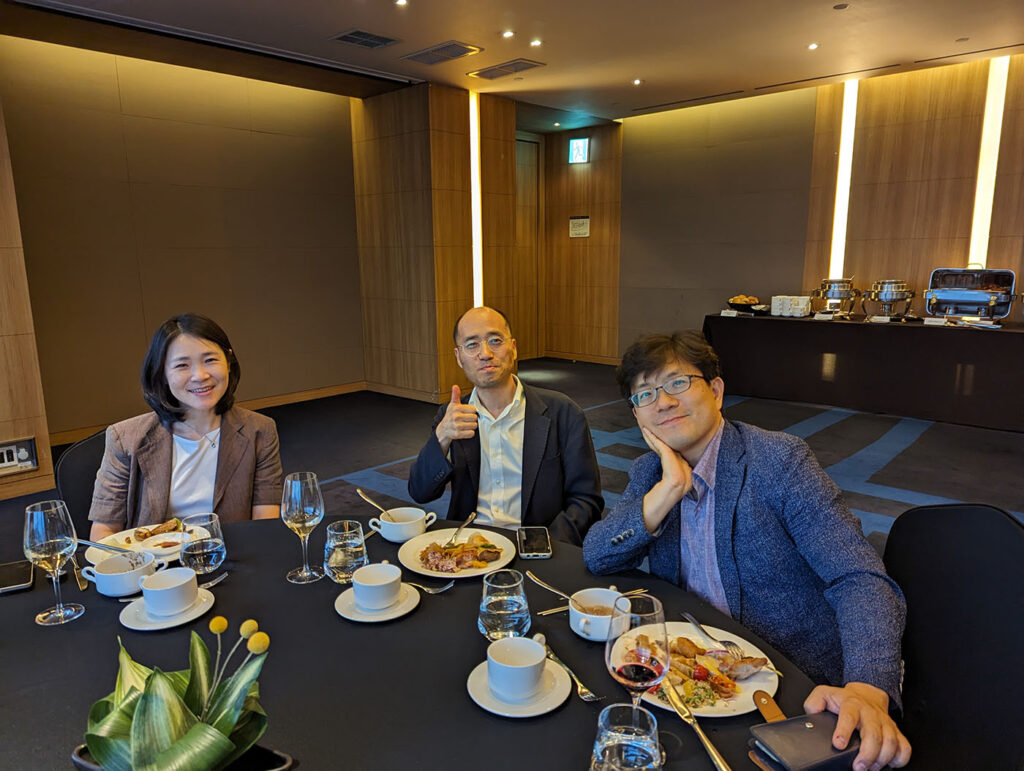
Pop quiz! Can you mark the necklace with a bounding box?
[178,417,221,447]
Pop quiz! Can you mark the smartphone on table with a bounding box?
[516,526,552,559]
[0,560,34,595]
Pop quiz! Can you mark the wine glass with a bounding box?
[23,500,85,626]
[605,594,669,710]
[179,513,226,574]
[280,471,325,584]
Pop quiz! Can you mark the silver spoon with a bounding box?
[525,570,584,611]
[443,511,476,547]
[356,488,392,521]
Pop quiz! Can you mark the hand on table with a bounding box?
[804,681,911,771]
[435,385,479,453]
[639,426,693,534]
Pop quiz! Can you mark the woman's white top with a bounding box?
[169,429,220,517]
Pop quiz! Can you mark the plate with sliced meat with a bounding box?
[397,528,515,578]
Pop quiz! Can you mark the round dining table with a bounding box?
[1,517,816,769]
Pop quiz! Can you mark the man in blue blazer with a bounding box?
[584,331,911,771]
[409,306,603,545]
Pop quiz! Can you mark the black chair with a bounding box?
[883,504,1024,770]
[54,430,106,540]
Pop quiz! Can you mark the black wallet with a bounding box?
[748,712,860,771]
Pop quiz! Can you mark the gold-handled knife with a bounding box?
[70,556,88,591]
[659,682,733,771]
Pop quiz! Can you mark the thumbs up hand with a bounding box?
[436,384,479,452]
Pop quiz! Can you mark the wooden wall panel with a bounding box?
[543,124,620,362]
[803,83,843,292]
[989,54,1024,282]
[514,139,540,358]
[843,61,988,312]
[0,98,53,500]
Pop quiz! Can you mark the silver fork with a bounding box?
[533,633,603,702]
[405,580,454,595]
[681,611,784,677]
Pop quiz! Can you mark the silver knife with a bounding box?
[659,682,733,771]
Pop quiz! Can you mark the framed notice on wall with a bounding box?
[569,215,590,238]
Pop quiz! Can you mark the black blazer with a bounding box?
[407,383,604,545]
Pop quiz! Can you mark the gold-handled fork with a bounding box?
[538,587,648,616]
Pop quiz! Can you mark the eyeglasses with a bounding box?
[629,374,710,408]
[457,335,508,355]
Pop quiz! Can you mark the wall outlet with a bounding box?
[0,445,18,469]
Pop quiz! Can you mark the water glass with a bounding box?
[179,513,226,575]
[591,703,664,771]
[477,568,531,640]
[324,520,368,584]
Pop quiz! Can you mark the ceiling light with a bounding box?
[833,3,848,8]
[502,30,514,39]
[633,78,642,86]
[395,0,407,5]
[808,43,819,50]
[956,37,970,42]
[530,39,542,47]
[554,122,560,127]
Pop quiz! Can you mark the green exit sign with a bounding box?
[568,137,590,164]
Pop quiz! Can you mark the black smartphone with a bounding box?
[0,560,34,595]
[516,526,553,559]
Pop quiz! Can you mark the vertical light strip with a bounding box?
[468,91,483,306]
[968,56,1010,269]
[829,79,859,279]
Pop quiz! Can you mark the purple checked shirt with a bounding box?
[678,419,731,616]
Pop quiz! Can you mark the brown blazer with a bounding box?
[88,407,283,531]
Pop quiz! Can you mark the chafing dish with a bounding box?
[861,279,915,319]
[810,278,861,317]
[924,268,1016,320]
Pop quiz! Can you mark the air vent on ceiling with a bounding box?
[333,29,399,49]
[468,58,546,80]
[403,41,482,65]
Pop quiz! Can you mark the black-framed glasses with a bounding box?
[457,335,508,355]
[629,374,710,408]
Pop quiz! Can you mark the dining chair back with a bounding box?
[54,430,106,540]
[883,503,1024,769]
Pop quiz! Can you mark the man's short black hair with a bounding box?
[452,306,513,344]
[615,331,723,403]
[141,313,241,426]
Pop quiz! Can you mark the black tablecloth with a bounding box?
[703,314,1024,431]
[0,519,815,769]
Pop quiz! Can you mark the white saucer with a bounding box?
[334,583,420,622]
[119,589,215,631]
[466,659,571,718]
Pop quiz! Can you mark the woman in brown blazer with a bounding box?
[89,314,283,539]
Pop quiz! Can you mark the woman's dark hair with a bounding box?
[615,331,723,403]
[141,313,240,426]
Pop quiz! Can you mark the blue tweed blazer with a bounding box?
[583,420,906,707]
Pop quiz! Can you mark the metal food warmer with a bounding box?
[923,268,1017,323]
[810,278,861,318]
[861,279,916,320]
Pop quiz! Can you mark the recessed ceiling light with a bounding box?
[502,30,514,39]
[530,39,542,47]
[956,36,970,42]
[554,122,560,127]
[632,78,643,86]
[808,43,819,50]
[833,3,848,9]
[395,0,407,5]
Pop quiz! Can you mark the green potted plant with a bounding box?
[73,617,290,770]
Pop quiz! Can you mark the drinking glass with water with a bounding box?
[477,568,531,640]
[179,513,226,574]
[324,520,368,584]
[591,703,664,770]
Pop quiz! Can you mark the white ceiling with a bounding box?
[13,0,1024,127]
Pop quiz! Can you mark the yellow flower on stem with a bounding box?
[239,619,259,639]
[208,616,228,635]
[247,632,270,655]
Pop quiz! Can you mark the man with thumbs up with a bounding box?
[408,306,603,545]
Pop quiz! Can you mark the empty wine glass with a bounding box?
[281,471,325,584]
[23,500,85,626]
[605,594,668,710]
[179,512,226,574]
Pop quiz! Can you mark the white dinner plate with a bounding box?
[397,528,515,579]
[626,621,779,717]
[118,589,215,631]
[334,584,420,623]
[466,659,571,718]
[85,525,209,564]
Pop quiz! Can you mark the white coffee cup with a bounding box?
[81,552,168,598]
[569,588,622,641]
[139,566,198,617]
[351,563,402,610]
[486,636,546,702]
[368,507,437,543]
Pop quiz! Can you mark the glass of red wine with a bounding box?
[605,594,669,710]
